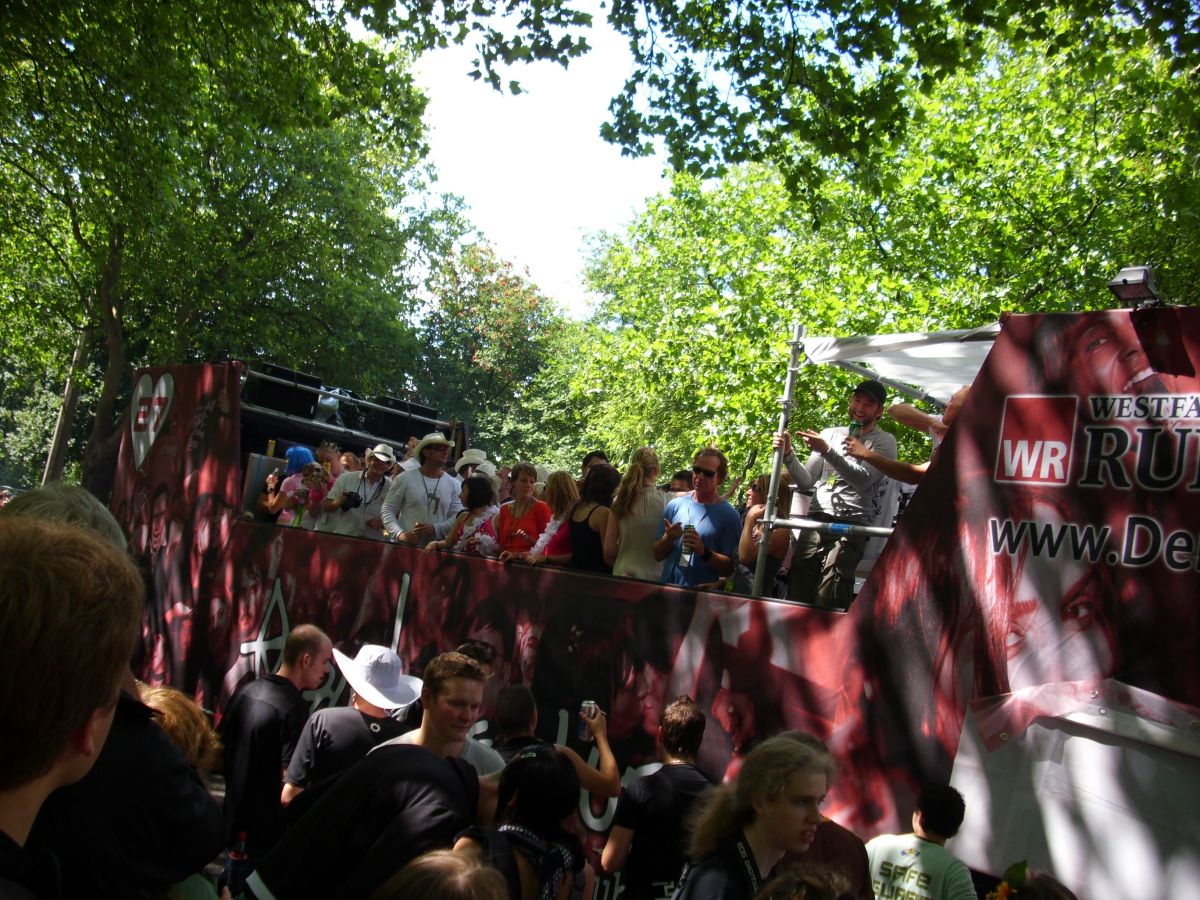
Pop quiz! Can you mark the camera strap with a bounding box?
[358,471,385,506]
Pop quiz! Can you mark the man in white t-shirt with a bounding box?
[866,784,977,900]
[320,443,393,540]
[380,432,463,545]
[376,652,504,776]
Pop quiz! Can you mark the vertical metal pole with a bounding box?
[752,323,805,596]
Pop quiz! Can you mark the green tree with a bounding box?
[412,242,567,462]
[0,1,454,496]
[602,0,1199,194]
[575,24,1199,466]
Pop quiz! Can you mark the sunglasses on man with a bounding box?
[691,465,718,479]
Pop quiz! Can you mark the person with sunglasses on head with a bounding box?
[653,447,741,588]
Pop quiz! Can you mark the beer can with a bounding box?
[579,700,598,740]
[680,524,696,567]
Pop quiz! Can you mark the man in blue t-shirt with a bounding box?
[653,447,741,587]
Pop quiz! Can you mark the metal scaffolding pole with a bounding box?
[750,322,896,601]
[752,323,804,597]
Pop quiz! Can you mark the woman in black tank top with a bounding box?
[568,463,620,574]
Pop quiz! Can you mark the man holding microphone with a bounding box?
[773,379,897,610]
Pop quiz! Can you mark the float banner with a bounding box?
[851,308,1200,900]
[112,310,1200,899]
[112,362,243,696]
[198,523,865,878]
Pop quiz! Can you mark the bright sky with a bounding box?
[413,19,669,319]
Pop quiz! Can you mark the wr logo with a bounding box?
[994,396,1077,485]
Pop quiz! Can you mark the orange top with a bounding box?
[495,499,552,553]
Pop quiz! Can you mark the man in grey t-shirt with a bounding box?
[774,380,897,610]
[375,651,504,775]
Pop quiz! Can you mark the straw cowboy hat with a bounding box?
[454,448,489,473]
[365,443,396,465]
[413,432,454,459]
[474,460,501,494]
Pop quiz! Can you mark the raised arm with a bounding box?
[559,705,620,798]
[844,437,928,485]
[888,402,940,434]
[653,516,683,562]
[602,825,634,874]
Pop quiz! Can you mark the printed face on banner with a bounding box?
[1063,314,1168,397]
[1003,499,1118,690]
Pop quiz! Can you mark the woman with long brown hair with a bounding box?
[602,446,666,580]
[424,475,500,557]
[567,463,620,574]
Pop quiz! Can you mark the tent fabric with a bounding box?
[801,323,1000,405]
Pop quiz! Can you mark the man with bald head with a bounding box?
[220,625,332,862]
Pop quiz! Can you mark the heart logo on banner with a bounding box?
[130,372,174,469]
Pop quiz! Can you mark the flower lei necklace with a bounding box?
[528,515,564,556]
[453,505,500,556]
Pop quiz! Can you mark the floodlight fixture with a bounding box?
[1107,265,1160,307]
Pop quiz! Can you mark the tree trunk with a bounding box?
[41,327,93,485]
[80,224,127,503]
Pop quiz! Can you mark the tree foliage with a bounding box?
[601,0,1200,193]
[0,0,461,494]
[558,22,1199,473]
[412,242,567,462]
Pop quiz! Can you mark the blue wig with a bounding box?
[284,445,316,475]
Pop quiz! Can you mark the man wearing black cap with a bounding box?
[774,379,896,610]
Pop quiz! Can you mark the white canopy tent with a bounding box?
[800,322,1001,407]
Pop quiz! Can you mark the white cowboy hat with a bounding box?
[333,645,422,711]
[413,431,455,459]
[366,443,396,465]
[454,447,489,472]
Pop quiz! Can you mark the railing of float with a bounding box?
[751,323,895,599]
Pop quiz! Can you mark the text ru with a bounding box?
[1077,425,1200,491]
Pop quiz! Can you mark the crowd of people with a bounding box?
[0,479,1083,900]
[249,378,962,608]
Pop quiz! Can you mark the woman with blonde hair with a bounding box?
[674,733,834,900]
[371,850,508,900]
[138,684,222,775]
[602,447,667,580]
[509,471,578,566]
